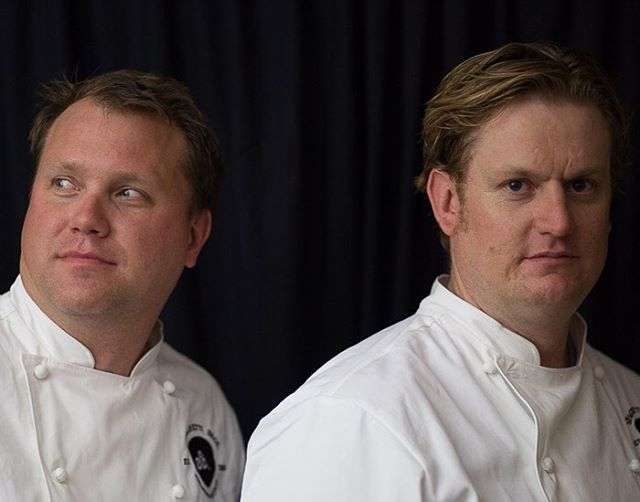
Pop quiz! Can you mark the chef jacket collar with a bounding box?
[10,275,164,375]
[421,275,586,367]
[130,321,164,376]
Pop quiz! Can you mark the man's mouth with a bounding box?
[523,251,577,262]
[58,251,116,266]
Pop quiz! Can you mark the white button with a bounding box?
[541,456,555,473]
[171,484,185,498]
[163,380,176,395]
[53,467,67,483]
[594,366,605,380]
[34,363,49,380]
[496,355,505,366]
[629,458,640,472]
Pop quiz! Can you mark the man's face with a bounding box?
[20,98,210,321]
[445,98,611,319]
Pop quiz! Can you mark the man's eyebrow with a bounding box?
[490,165,608,180]
[40,161,81,174]
[43,162,156,185]
[486,166,545,183]
[491,167,537,179]
[566,166,610,178]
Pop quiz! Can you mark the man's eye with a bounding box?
[506,179,527,192]
[117,188,144,200]
[568,179,593,193]
[52,178,75,190]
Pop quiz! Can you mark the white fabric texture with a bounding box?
[0,276,244,502]
[242,277,640,502]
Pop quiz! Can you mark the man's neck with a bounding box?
[20,276,159,376]
[47,311,157,376]
[64,315,158,375]
[496,312,573,368]
[20,267,160,376]
[446,275,575,368]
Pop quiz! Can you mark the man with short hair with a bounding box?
[0,70,244,501]
[241,43,640,501]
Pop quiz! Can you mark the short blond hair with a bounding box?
[417,42,627,192]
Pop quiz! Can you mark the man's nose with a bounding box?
[69,194,111,237]
[533,185,571,237]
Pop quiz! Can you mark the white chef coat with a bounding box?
[242,276,640,502]
[0,276,244,502]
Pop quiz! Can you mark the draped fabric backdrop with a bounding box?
[1,1,639,438]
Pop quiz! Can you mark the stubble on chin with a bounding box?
[511,269,586,312]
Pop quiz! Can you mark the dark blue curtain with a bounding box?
[1,0,639,438]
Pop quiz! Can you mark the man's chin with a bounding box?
[519,275,586,309]
[52,289,122,318]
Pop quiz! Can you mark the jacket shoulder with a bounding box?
[157,342,230,406]
[260,310,443,426]
[586,345,640,402]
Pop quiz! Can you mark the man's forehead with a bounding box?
[47,97,174,136]
[468,98,611,162]
[45,98,181,150]
[37,100,189,186]
[477,96,610,139]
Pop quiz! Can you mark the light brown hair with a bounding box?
[29,69,221,212]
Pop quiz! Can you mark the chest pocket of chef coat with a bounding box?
[22,353,206,501]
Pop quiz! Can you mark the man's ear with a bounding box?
[426,169,462,237]
[185,209,212,268]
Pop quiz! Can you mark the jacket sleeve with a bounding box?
[240,395,427,502]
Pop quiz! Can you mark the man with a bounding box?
[0,70,244,501]
[241,43,640,501]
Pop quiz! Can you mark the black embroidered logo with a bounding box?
[624,407,640,447]
[184,423,226,498]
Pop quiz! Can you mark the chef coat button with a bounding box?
[594,365,605,380]
[496,355,505,366]
[171,483,185,498]
[541,456,555,473]
[53,467,68,483]
[163,380,176,395]
[34,363,49,380]
[629,458,640,473]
